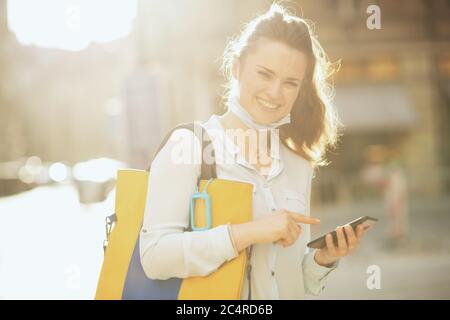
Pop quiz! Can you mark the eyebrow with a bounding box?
[256,65,301,82]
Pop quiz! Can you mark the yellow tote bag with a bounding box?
[178,178,252,299]
[95,169,149,300]
[95,123,253,300]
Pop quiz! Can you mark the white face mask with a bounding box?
[228,94,291,130]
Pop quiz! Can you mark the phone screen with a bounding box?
[307,216,378,249]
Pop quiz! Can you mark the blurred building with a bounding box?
[0,0,449,202]
[301,0,450,203]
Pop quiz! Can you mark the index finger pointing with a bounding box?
[288,212,320,225]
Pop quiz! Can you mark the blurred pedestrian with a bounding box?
[383,160,409,244]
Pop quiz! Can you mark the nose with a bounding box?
[267,79,283,102]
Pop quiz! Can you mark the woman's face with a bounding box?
[234,38,308,125]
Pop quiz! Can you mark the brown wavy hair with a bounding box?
[221,3,341,167]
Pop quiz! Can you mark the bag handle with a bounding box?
[147,121,217,181]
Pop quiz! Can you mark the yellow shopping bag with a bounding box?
[95,123,253,300]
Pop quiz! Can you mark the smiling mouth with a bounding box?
[256,97,280,110]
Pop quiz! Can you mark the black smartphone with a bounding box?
[307,216,378,249]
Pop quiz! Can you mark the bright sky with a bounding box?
[7,0,138,51]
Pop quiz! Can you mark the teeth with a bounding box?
[257,97,279,109]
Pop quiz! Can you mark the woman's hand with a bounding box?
[230,209,320,252]
[257,209,321,248]
[314,224,371,267]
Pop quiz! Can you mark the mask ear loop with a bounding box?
[189,178,214,231]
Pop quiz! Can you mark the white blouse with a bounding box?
[139,114,337,299]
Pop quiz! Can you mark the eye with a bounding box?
[285,81,299,88]
[257,71,271,79]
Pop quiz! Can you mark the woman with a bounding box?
[140,4,369,299]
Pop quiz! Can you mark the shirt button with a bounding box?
[271,271,275,276]
[263,182,268,188]
[142,229,147,233]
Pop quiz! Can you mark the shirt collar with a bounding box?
[205,115,284,180]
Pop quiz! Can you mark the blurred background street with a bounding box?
[0,0,449,299]
[311,196,450,299]
[1,185,449,299]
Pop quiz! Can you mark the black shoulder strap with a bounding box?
[147,122,217,182]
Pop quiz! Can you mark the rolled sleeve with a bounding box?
[302,249,339,296]
[181,224,239,277]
